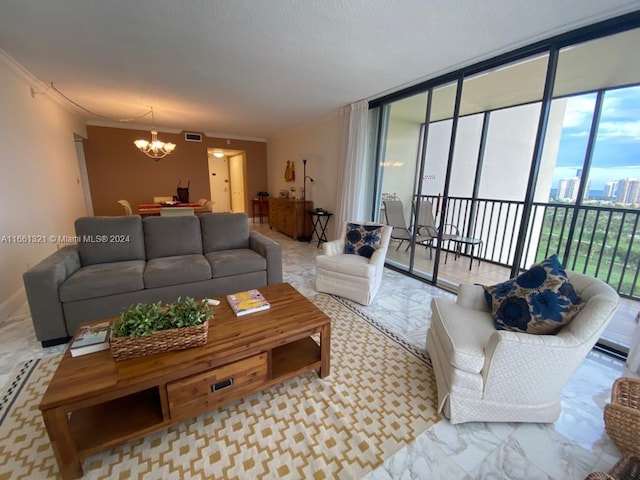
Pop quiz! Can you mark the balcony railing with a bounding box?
[421,195,640,299]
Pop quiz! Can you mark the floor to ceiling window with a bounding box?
[368,13,640,356]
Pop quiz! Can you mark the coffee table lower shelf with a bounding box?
[43,329,329,480]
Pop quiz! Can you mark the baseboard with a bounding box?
[0,287,26,324]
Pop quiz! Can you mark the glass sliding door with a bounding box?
[368,16,640,359]
[435,55,549,287]
[412,81,459,282]
[531,26,640,354]
[377,92,428,274]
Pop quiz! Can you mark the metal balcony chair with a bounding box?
[414,199,460,258]
[382,199,430,250]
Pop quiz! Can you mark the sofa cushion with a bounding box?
[143,216,203,259]
[343,223,383,259]
[59,260,145,302]
[483,254,583,335]
[205,249,266,278]
[316,254,376,278]
[200,213,250,253]
[75,216,145,266]
[144,255,212,289]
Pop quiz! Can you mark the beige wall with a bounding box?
[83,126,267,216]
[0,57,86,319]
[267,112,342,240]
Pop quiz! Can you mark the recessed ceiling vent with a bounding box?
[184,132,203,142]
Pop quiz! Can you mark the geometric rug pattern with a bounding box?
[0,294,439,479]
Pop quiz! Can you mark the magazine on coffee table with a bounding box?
[70,321,111,357]
[226,289,271,316]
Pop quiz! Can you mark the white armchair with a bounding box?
[315,221,392,305]
[426,271,619,424]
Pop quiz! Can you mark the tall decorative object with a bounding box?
[298,157,314,242]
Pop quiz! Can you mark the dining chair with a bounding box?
[160,207,194,216]
[382,199,429,250]
[153,196,174,204]
[117,199,132,215]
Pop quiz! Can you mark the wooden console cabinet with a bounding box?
[268,198,313,240]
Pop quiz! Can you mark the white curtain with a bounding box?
[334,100,369,233]
[627,314,640,373]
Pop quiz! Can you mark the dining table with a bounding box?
[137,202,207,217]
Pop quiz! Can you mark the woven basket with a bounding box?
[110,320,208,361]
[585,454,640,480]
[604,377,640,457]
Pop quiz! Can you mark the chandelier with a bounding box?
[133,107,176,160]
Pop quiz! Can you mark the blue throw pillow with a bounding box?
[482,254,583,335]
[344,223,383,259]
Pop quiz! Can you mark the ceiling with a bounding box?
[1,0,639,140]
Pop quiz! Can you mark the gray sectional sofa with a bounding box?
[23,213,283,346]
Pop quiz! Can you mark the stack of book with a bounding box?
[70,321,111,357]
[226,289,271,316]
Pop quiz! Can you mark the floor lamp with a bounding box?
[298,158,314,242]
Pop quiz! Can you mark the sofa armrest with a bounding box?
[250,231,283,285]
[456,283,490,312]
[23,245,81,343]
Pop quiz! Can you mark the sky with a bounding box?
[553,85,640,190]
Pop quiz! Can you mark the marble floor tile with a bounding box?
[468,441,554,480]
[0,222,632,479]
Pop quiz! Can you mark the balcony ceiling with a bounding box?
[391,27,640,123]
[1,0,639,139]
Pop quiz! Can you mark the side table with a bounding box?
[309,212,333,248]
[251,198,269,224]
[445,236,483,271]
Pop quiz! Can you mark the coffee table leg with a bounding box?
[42,408,83,480]
[319,323,331,378]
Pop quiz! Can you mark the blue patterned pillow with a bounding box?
[344,223,383,259]
[482,254,583,335]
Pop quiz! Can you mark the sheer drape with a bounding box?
[334,100,369,231]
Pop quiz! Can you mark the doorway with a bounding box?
[207,149,246,213]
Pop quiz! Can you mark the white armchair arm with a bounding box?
[456,283,489,312]
[369,245,387,267]
[482,328,587,404]
[322,238,344,256]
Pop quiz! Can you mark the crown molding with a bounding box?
[86,120,266,142]
[203,131,267,143]
[0,48,85,118]
[0,48,47,90]
[86,119,184,134]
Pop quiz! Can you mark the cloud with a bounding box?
[597,121,640,141]
[561,95,597,128]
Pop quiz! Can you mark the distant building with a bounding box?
[604,181,617,198]
[616,178,640,204]
[557,177,580,201]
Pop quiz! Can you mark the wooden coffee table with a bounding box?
[39,283,331,480]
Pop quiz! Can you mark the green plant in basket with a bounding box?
[113,297,212,339]
[165,297,211,328]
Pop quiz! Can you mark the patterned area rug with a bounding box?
[0,294,439,480]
